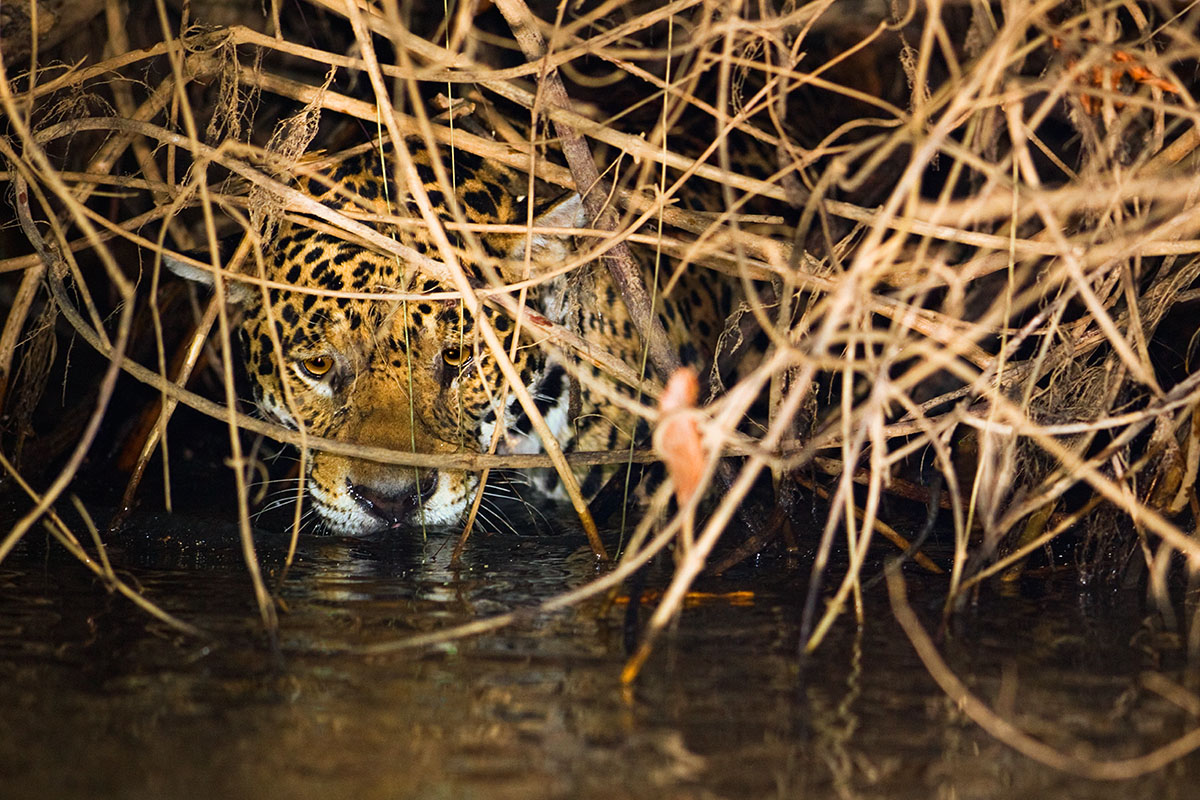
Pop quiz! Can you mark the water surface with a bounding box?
[1,511,1196,799]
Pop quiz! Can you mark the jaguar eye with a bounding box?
[298,355,334,379]
[442,346,466,367]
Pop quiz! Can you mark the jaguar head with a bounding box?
[164,143,585,535]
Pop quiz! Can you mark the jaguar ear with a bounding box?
[161,249,218,288]
[505,192,585,271]
[161,236,254,306]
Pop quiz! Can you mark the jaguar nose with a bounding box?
[348,474,438,526]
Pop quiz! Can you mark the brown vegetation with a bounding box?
[3,0,1200,721]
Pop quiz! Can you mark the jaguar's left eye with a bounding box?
[442,346,467,367]
[298,355,334,379]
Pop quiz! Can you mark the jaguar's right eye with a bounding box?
[298,355,334,379]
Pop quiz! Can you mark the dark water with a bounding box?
[1,510,1197,800]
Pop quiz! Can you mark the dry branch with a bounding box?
[3,2,1200,752]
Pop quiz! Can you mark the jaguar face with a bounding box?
[166,141,581,534]
[237,238,559,534]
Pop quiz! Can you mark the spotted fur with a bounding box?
[167,135,732,535]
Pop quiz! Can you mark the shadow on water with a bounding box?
[1,505,1197,800]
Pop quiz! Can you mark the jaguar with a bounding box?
[166,132,736,536]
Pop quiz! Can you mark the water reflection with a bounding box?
[0,515,1197,799]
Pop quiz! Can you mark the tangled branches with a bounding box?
[2,0,1200,674]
